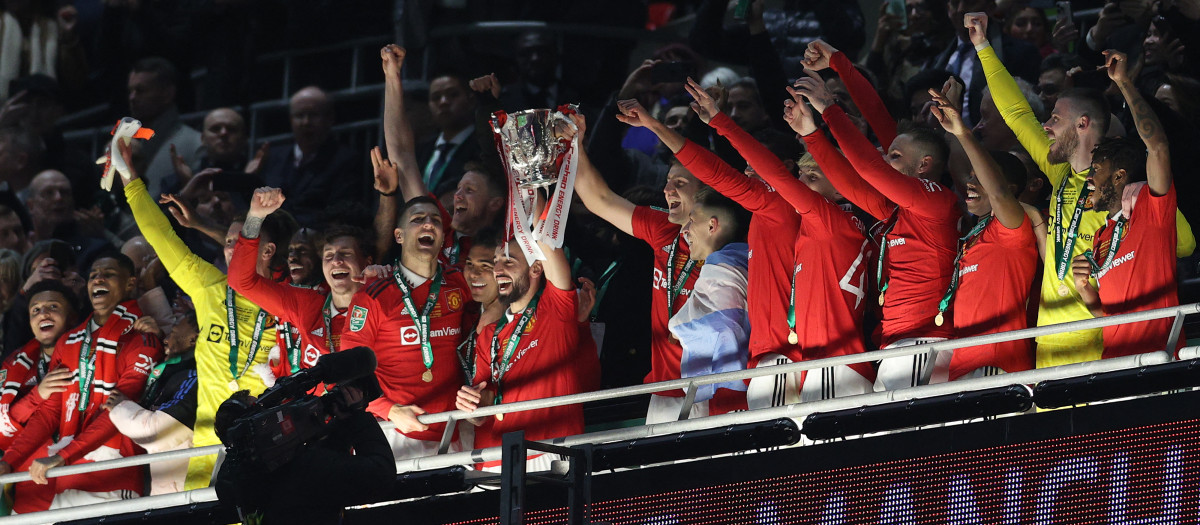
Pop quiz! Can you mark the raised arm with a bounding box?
[569,114,636,236]
[118,141,226,298]
[929,85,1025,229]
[804,39,898,148]
[793,71,949,217]
[371,147,401,261]
[1106,50,1171,195]
[381,45,427,202]
[968,13,1057,183]
[229,187,301,315]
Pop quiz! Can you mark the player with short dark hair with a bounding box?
[1073,51,1182,358]
[929,84,1039,380]
[341,195,473,461]
[229,188,374,385]
[794,39,961,390]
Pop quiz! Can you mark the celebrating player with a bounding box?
[118,140,297,488]
[967,12,1194,367]
[455,208,584,471]
[340,195,473,460]
[1072,51,1182,358]
[570,113,707,423]
[793,40,960,390]
[0,252,162,508]
[928,84,1039,379]
[0,281,80,513]
[229,187,373,382]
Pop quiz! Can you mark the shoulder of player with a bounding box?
[118,327,162,351]
[632,205,677,243]
[1,343,39,371]
[360,277,396,300]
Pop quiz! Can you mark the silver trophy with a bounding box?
[490,106,577,189]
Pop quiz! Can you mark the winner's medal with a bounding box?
[421,369,434,383]
[1058,283,1070,297]
[787,331,798,345]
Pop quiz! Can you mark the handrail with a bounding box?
[0,347,1184,525]
[415,302,1200,424]
[0,302,1191,488]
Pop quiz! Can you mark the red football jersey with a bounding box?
[3,302,162,495]
[1095,183,1181,358]
[472,284,584,467]
[675,116,800,364]
[0,340,51,447]
[822,105,959,346]
[340,265,472,442]
[950,215,1038,379]
[631,206,701,394]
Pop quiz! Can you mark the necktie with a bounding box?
[426,142,454,190]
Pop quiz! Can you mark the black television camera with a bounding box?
[220,346,381,471]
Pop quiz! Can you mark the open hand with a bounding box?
[244,142,270,175]
[169,144,193,182]
[927,84,967,136]
[159,194,199,230]
[576,277,596,322]
[36,366,72,399]
[353,264,393,283]
[782,94,818,136]
[370,147,399,195]
[683,77,721,125]
[618,59,660,99]
[103,390,130,411]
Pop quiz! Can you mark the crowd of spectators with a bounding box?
[0,0,1197,517]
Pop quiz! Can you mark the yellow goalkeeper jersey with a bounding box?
[126,178,277,489]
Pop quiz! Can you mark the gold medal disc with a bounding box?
[1057,283,1070,297]
[228,380,240,391]
[421,369,434,383]
[934,312,944,327]
[787,331,798,345]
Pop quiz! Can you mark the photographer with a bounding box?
[213,348,395,525]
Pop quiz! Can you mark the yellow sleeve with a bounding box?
[1178,208,1196,257]
[124,178,227,298]
[978,46,1062,185]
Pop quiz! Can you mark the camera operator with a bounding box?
[213,348,395,525]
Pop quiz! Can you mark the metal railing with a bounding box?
[0,301,1192,525]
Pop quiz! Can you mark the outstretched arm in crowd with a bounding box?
[929,87,1025,229]
[570,114,637,237]
[228,188,304,316]
[381,45,427,202]
[793,71,949,219]
[803,39,898,148]
[616,82,781,214]
[119,141,228,299]
[1107,50,1171,195]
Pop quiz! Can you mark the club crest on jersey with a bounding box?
[350,306,368,332]
[446,289,464,312]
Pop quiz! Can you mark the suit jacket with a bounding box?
[931,32,1040,128]
[415,132,482,199]
[260,139,363,227]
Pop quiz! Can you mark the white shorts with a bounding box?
[747,353,873,410]
[874,337,950,392]
[385,426,461,471]
[644,394,710,424]
[48,488,137,509]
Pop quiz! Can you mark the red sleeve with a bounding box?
[367,397,394,421]
[674,140,785,215]
[9,388,44,425]
[803,129,894,221]
[59,333,162,463]
[3,390,60,467]
[831,51,898,148]
[824,105,955,218]
[708,112,822,213]
[1140,182,1176,227]
[340,288,400,420]
[228,235,300,318]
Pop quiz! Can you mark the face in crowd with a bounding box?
[87,257,136,318]
[321,235,370,296]
[28,288,73,348]
[493,239,541,306]
[463,244,498,305]
[396,202,445,260]
[288,229,320,286]
[663,165,703,226]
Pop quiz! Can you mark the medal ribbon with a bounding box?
[874,209,901,305]
[787,263,802,332]
[936,215,993,319]
[393,265,444,373]
[226,287,269,385]
[456,329,478,385]
[1053,172,1092,281]
[1083,216,1128,278]
[489,290,542,405]
[77,326,98,413]
[145,354,182,392]
[665,233,697,316]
